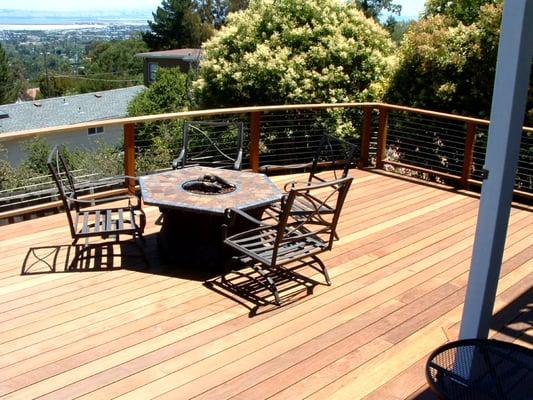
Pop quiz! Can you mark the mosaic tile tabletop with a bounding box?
[139,166,282,215]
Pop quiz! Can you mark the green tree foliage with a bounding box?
[385,3,504,120]
[195,0,395,108]
[142,0,250,51]
[78,37,147,92]
[424,0,500,25]
[385,18,413,44]
[20,137,51,175]
[128,67,189,162]
[142,0,214,50]
[352,0,402,40]
[128,67,190,116]
[36,37,147,97]
[37,51,77,98]
[0,43,18,104]
[197,0,250,28]
[353,0,401,20]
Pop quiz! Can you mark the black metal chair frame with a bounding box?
[47,146,147,264]
[171,120,244,170]
[265,134,357,239]
[260,133,358,181]
[223,176,353,305]
[307,133,358,183]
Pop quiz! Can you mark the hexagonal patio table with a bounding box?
[139,166,282,268]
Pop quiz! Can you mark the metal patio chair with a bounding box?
[307,133,358,184]
[223,176,353,305]
[261,133,358,182]
[265,134,357,237]
[47,146,146,258]
[171,121,244,170]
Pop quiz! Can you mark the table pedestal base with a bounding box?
[157,207,264,270]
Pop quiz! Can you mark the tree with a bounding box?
[128,67,191,171]
[353,0,401,20]
[37,51,74,98]
[128,68,190,116]
[423,0,500,25]
[385,3,504,120]
[198,0,250,27]
[78,37,147,92]
[0,43,18,104]
[20,137,51,175]
[195,0,394,108]
[352,0,402,39]
[142,0,214,50]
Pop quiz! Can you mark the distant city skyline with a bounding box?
[0,0,160,11]
[0,0,425,18]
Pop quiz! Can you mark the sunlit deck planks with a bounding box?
[0,169,531,400]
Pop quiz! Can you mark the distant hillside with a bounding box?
[0,9,152,25]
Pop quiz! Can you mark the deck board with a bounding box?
[0,169,531,400]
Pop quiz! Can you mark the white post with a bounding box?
[459,0,533,339]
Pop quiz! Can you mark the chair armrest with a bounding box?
[234,148,243,170]
[68,194,135,206]
[225,207,277,228]
[283,180,313,192]
[260,162,313,174]
[172,149,186,169]
[96,175,139,181]
[222,207,277,240]
[287,176,353,192]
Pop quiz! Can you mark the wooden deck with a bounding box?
[0,169,531,400]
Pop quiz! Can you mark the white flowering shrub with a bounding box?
[194,0,394,107]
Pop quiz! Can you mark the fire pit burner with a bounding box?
[181,174,237,195]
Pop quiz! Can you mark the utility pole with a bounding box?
[42,48,50,94]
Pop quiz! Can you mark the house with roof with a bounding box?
[135,48,202,85]
[0,85,144,166]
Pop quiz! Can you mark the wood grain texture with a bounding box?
[0,169,530,400]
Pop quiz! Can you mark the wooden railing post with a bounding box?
[376,106,389,169]
[360,105,373,168]
[124,123,136,194]
[461,121,477,189]
[250,111,261,172]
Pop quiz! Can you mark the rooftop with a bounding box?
[0,85,145,134]
[135,48,203,61]
[0,168,530,399]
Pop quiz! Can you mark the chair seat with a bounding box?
[222,176,352,306]
[225,225,329,267]
[75,207,140,238]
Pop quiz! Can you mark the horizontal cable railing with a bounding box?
[0,102,531,223]
[256,108,363,170]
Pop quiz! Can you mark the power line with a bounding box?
[49,73,142,83]
[74,69,143,76]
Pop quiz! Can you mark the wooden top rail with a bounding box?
[0,102,373,142]
[1,101,530,143]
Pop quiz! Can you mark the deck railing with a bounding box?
[0,102,531,223]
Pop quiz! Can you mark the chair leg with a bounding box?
[311,255,331,286]
[252,265,282,306]
[132,233,150,269]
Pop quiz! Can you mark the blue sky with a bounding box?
[0,0,426,16]
[396,0,426,19]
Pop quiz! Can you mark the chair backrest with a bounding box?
[47,146,79,237]
[308,134,358,184]
[272,176,353,265]
[175,120,244,170]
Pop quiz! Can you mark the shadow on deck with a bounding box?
[0,169,531,399]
